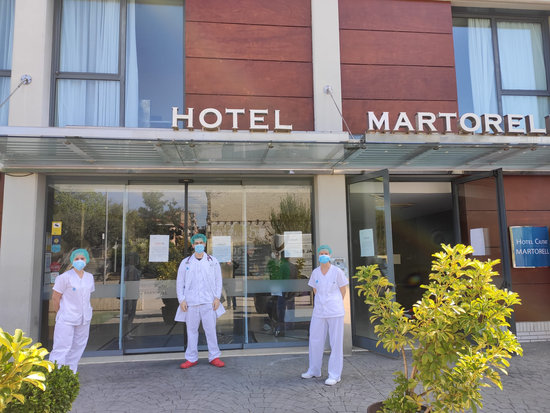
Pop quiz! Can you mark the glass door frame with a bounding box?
[42,177,317,355]
[120,181,246,354]
[121,178,315,353]
[346,169,395,355]
[451,168,515,333]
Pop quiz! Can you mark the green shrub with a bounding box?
[5,364,79,413]
[354,244,523,413]
[0,328,54,411]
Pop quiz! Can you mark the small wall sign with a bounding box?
[509,226,550,268]
[51,221,62,236]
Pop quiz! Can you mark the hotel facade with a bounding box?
[1,0,549,357]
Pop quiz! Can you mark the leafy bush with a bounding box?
[5,364,79,413]
[0,328,54,411]
[354,244,523,413]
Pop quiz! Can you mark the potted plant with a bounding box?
[354,244,522,413]
[5,363,80,413]
[0,329,54,411]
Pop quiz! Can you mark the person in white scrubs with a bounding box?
[50,248,94,373]
[175,233,225,369]
[301,245,348,386]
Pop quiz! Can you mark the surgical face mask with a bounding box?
[194,244,205,254]
[73,259,86,271]
[319,255,331,264]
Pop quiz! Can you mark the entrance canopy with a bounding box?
[1,126,549,173]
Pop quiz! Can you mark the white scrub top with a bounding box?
[308,265,348,318]
[53,268,95,325]
[176,254,222,307]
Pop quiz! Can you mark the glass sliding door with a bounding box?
[188,184,244,349]
[390,182,455,316]
[42,184,124,354]
[243,185,313,347]
[452,169,513,290]
[347,170,395,354]
[42,179,314,354]
[452,169,514,332]
[122,185,186,352]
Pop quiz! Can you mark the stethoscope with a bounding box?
[186,254,213,264]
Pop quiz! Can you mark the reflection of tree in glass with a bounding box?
[52,191,123,271]
[268,195,312,279]
[269,195,311,235]
[136,192,169,236]
[126,192,185,279]
[375,209,387,256]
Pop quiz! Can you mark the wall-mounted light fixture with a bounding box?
[0,74,33,109]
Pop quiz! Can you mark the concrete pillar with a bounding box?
[311,0,343,132]
[8,0,54,126]
[0,174,46,340]
[314,175,352,354]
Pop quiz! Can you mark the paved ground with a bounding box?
[71,341,550,412]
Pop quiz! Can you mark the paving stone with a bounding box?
[70,341,550,412]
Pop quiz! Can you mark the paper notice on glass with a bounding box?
[212,236,232,262]
[284,231,303,258]
[470,228,488,256]
[360,229,375,257]
[149,235,169,262]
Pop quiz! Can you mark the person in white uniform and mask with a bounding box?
[50,248,94,373]
[302,245,348,385]
[175,233,225,369]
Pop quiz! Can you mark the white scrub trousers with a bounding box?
[185,303,221,362]
[49,321,91,373]
[307,316,344,380]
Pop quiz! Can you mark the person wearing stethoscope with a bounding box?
[301,245,348,386]
[175,233,225,369]
[50,248,94,373]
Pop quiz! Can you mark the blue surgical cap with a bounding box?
[70,248,90,263]
[190,233,207,244]
[317,244,332,255]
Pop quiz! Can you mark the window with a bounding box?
[42,179,314,352]
[453,14,550,128]
[0,0,15,125]
[52,0,184,128]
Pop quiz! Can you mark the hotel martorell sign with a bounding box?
[366,111,550,135]
[172,107,292,132]
[171,107,550,136]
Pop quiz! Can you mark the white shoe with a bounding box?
[301,372,320,379]
[324,378,341,386]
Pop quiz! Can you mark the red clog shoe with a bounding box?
[180,360,198,369]
[209,358,225,368]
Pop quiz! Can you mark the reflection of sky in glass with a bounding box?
[127,188,184,211]
[452,21,474,115]
[107,191,123,205]
[52,184,311,230]
[133,0,184,127]
[188,191,207,227]
[125,189,208,226]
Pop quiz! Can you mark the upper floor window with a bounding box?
[453,14,550,129]
[0,0,15,125]
[53,0,184,128]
